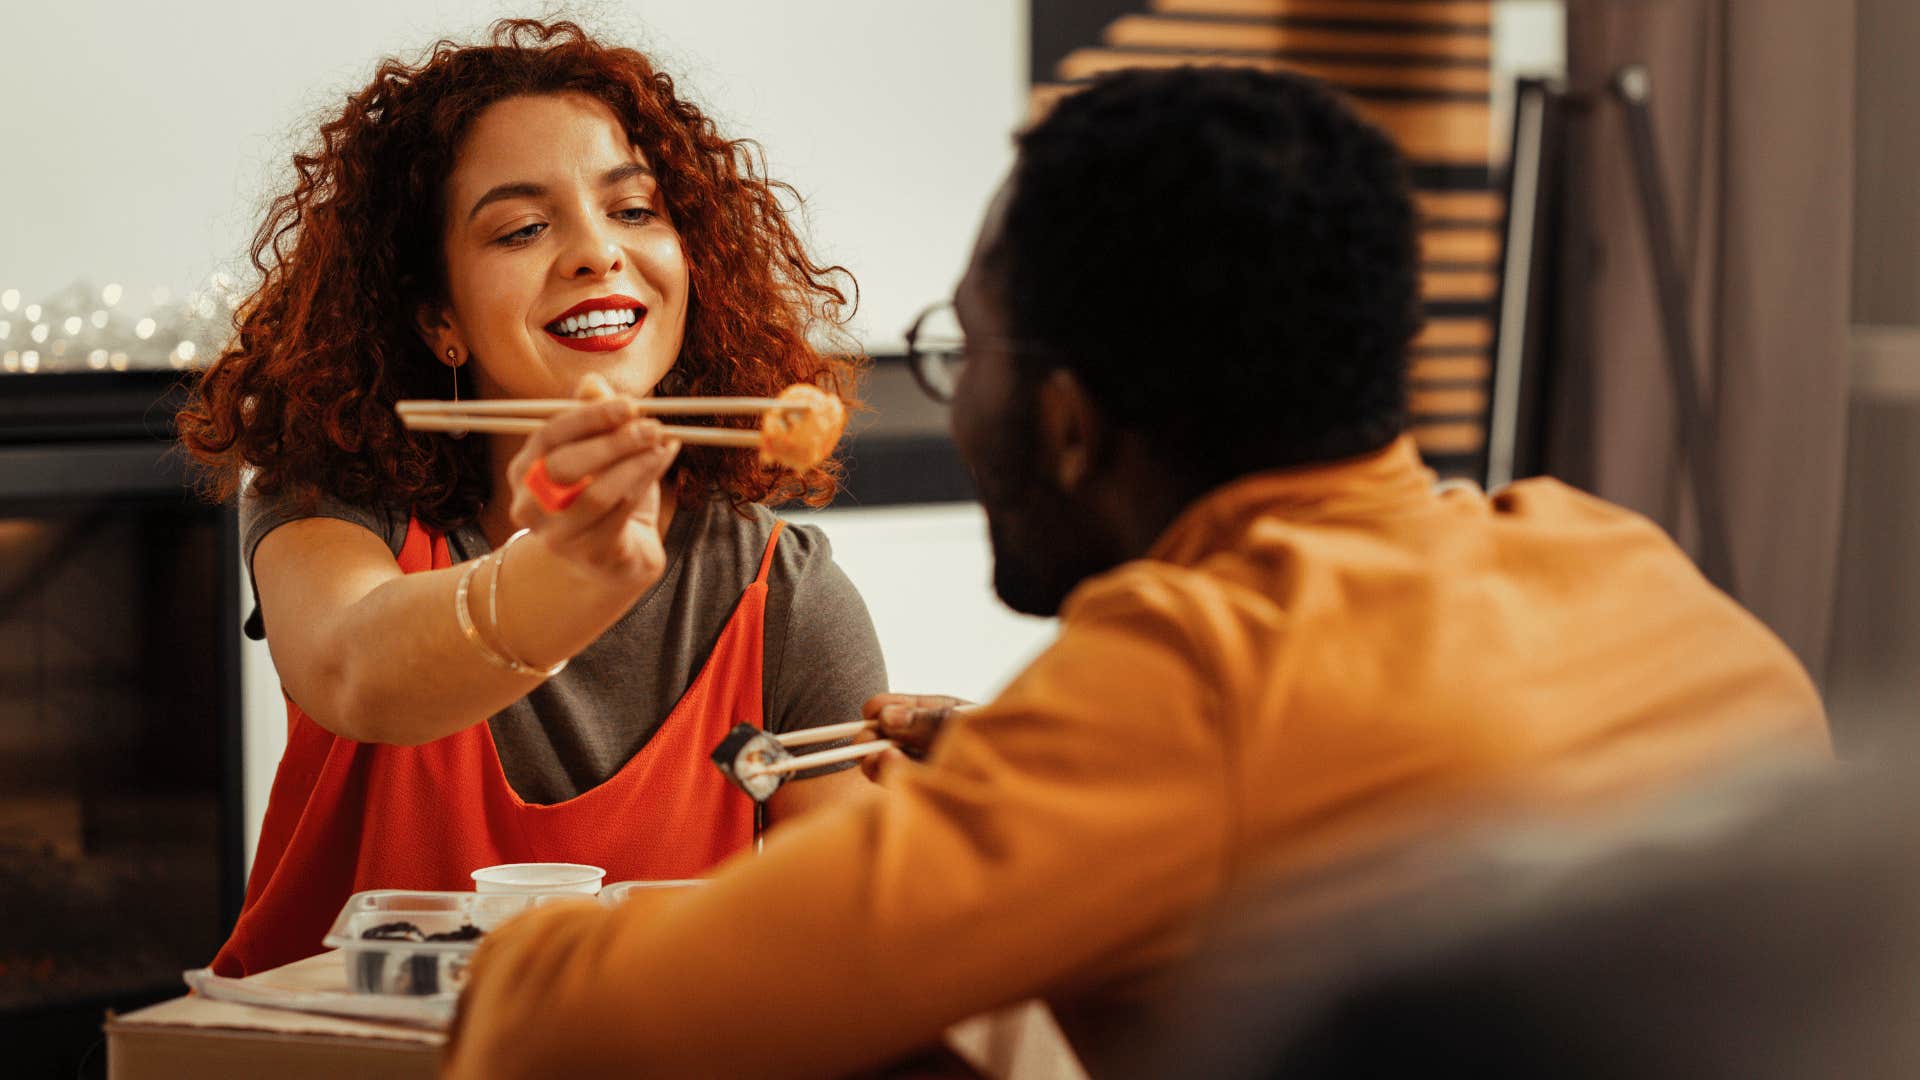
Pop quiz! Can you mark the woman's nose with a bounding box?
[561,221,623,279]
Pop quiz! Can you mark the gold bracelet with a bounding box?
[454,554,565,679]
[455,559,518,673]
[487,529,566,678]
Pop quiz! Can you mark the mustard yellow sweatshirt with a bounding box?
[443,437,1827,1078]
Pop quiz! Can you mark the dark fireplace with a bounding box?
[0,371,242,1078]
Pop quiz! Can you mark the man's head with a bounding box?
[950,65,1423,617]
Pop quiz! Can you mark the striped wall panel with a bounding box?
[1155,0,1491,24]
[1030,0,1502,474]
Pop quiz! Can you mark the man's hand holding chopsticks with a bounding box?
[857,693,972,782]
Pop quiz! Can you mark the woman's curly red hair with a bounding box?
[178,18,862,529]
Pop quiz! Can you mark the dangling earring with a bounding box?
[446,346,467,439]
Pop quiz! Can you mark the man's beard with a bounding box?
[973,407,1124,618]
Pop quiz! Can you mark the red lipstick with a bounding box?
[544,294,647,353]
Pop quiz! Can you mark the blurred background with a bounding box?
[0,0,1909,1075]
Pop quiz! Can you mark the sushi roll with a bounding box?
[758,384,847,471]
[710,723,793,803]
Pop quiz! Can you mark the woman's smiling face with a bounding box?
[422,91,691,402]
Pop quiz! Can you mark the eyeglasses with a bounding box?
[902,300,1056,405]
[903,301,966,404]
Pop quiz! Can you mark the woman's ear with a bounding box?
[415,302,465,366]
[1036,368,1105,493]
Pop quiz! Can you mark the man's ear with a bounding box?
[415,302,464,366]
[1036,368,1106,493]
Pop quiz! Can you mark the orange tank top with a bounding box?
[210,517,783,976]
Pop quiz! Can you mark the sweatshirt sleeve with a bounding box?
[443,586,1232,1078]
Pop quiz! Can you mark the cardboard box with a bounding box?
[104,952,441,1080]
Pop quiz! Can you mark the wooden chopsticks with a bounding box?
[397,397,801,418]
[756,703,978,778]
[731,703,976,786]
[402,415,760,445]
[395,397,790,446]
[734,719,888,778]
[749,740,893,778]
[771,719,874,749]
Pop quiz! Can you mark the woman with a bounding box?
[180,18,885,976]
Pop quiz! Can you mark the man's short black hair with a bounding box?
[999,66,1422,486]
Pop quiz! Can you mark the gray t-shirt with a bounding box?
[240,491,887,804]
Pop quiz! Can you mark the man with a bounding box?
[443,67,1826,1077]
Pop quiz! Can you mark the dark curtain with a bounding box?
[1547,0,1856,677]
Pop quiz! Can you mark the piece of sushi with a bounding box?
[710,723,792,803]
[759,384,847,472]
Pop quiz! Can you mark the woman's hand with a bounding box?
[253,372,688,745]
[506,374,680,591]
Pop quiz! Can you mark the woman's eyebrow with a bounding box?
[467,181,544,222]
[601,162,654,188]
[467,164,653,222]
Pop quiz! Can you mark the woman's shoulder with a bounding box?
[679,500,872,636]
[239,478,410,565]
[683,499,838,576]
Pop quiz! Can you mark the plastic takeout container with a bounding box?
[327,882,705,997]
[325,890,547,996]
[598,879,706,905]
[470,862,605,895]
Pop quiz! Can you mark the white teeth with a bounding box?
[550,307,639,337]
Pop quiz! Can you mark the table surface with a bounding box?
[109,951,444,1047]
[109,949,1086,1079]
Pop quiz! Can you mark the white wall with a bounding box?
[1491,0,1568,152]
[0,0,1026,350]
[783,503,1057,702]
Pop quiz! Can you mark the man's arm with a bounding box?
[444,601,1231,1078]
